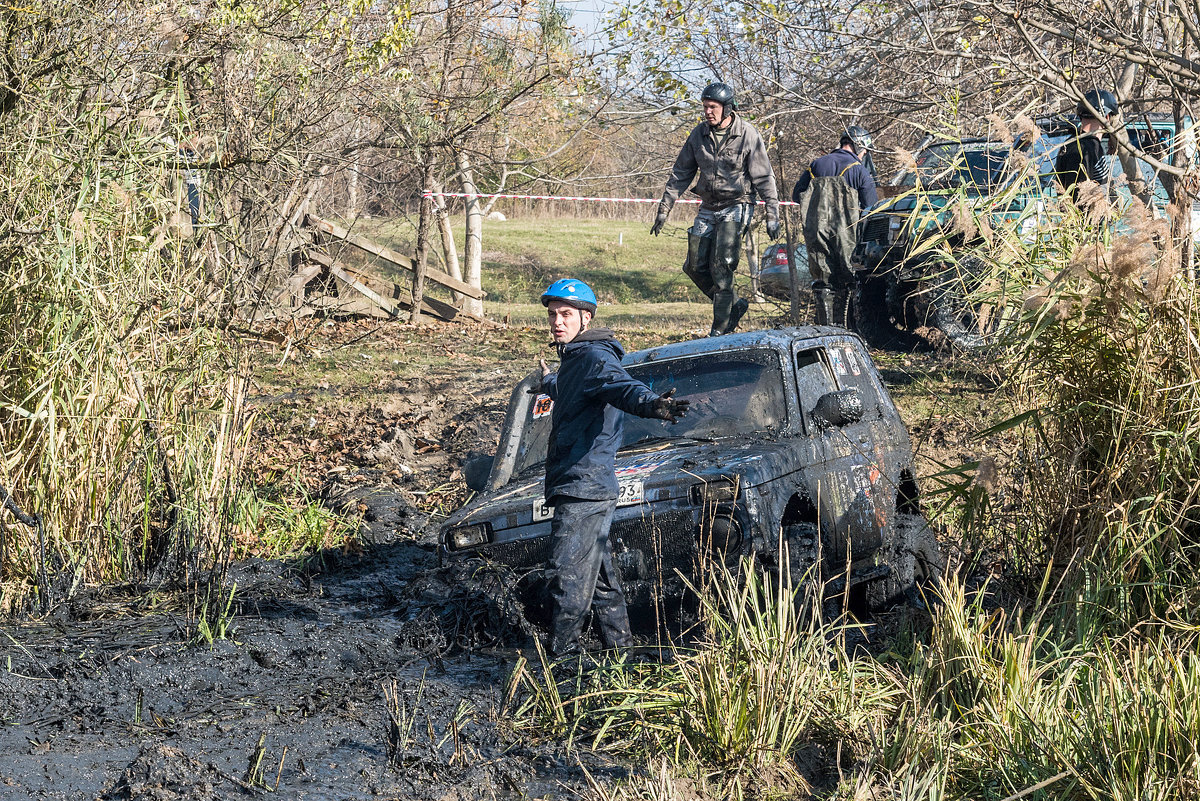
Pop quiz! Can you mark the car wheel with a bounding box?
[864,513,944,612]
[929,255,1006,350]
[853,274,917,349]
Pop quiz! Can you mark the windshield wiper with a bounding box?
[619,434,713,452]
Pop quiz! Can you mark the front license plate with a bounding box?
[616,478,644,507]
[531,478,645,521]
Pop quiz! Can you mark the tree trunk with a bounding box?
[347,121,361,220]
[456,148,485,317]
[430,173,463,304]
[412,162,433,324]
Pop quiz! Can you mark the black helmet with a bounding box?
[840,124,872,154]
[700,83,737,113]
[1077,89,1118,120]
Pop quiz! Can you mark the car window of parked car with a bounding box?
[824,341,895,420]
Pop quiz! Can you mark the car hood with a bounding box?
[442,435,800,533]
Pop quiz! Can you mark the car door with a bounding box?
[794,337,892,568]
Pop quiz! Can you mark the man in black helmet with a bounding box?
[651,82,781,338]
[792,125,878,328]
[1054,89,1117,201]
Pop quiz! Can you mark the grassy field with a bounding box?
[345,215,740,307]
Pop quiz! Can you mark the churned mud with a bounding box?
[0,535,628,800]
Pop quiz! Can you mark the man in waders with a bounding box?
[792,125,878,328]
[651,83,781,337]
[537,279,690,659]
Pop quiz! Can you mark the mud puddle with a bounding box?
[0,532,623,801]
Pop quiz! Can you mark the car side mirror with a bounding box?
[811,388,864,428]
[463,452,495,493]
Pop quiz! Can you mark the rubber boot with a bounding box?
[812,282,833,326]
[831,286,852,330]
[708,219,742,335]
[683,233,715,298]
[723,298,750,334]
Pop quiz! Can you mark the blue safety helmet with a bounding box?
[540,279,598,314]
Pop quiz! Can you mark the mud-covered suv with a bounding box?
[440,328,940,617]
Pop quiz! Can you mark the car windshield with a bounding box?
[511,348,788,476]
[901,141,1009,192]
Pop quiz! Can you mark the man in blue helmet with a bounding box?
[651,82,781,337]
[537,279,690,658]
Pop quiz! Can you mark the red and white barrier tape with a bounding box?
[423,191,800,206]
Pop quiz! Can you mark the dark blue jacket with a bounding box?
[541,329,660,502]
[792,148,878,210]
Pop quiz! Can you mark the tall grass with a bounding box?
[0,95,244,613]
[0,69,347,616]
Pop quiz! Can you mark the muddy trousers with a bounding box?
[807,237,856,329]
[547,496,633,657]
[684,219,742,335]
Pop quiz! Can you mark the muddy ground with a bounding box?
[0,318,997,801]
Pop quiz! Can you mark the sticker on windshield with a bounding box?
[532,395,553,419]
[828,348,848,376]
[843,347,862,376]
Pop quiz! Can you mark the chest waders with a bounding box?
[803,174,859,328]
[684,216,748,336]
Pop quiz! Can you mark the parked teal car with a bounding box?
[853,115,1195,349]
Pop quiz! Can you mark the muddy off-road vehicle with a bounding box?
[854,116,1199,349]
[439,328,940,621]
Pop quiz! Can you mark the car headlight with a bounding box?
[690,476,740,505]
[446,522,491,551]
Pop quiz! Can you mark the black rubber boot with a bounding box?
[708,220,742,335]
[723,298,750,334]
[831,286,852,330]
[683,233,715,298]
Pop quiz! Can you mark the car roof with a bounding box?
[623,326,859,367]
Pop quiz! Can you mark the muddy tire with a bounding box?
[779,523,818,590]
[929,256,1003,351]
[864,514,944,612]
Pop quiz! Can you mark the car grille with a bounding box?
[610,509,698,577]
[861,215,892,244]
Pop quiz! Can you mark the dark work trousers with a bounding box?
[547,496,633,656]
[684,220,742,335]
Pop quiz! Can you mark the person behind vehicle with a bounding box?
[792,125,878,329]
[537,279,690,659]
[1053,88,1117,201]
[651,82,781,338]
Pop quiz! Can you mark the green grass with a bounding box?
[348,216,712,306]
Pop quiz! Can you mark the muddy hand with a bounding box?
[651,388,690,424]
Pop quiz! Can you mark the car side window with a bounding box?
[794,347,837,431]
[827,341,895,419]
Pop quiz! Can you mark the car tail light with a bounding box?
[446,522,492,551]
